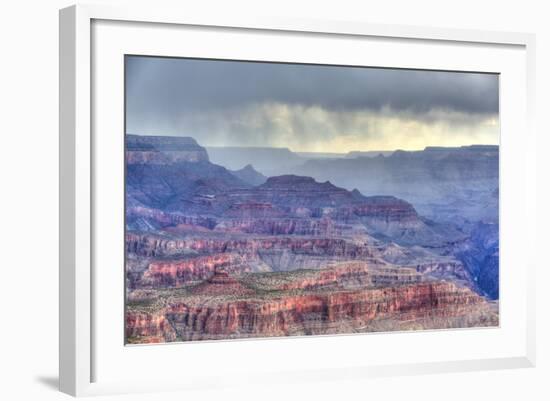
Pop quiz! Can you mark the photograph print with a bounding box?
[125,56,499,344]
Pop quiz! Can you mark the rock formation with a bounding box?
[125,135,499,344]
[126,262,498,343]
[126,134,210,164]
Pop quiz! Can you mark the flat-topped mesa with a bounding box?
[260,175,351,195]
[262,175,320,188]
[256,175,356,206]
[255,175,419,222]
[126,134,209,164]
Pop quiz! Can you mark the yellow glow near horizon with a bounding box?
[140,102,500,153]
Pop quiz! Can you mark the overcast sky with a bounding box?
[125,56,499,152]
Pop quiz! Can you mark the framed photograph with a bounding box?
[59,4,536,396]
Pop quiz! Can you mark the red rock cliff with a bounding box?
[126,265,497,343]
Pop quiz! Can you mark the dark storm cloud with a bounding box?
[125,56,499,119]
[125,56,499,151]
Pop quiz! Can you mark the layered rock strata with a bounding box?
[126,134,209,164]
[126,263,497,344]
[124,136,499,344]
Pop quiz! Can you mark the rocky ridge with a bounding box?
[126,262,497,343]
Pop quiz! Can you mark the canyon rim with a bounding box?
[124,56,499,344]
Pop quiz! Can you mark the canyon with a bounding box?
[125,135,499,344]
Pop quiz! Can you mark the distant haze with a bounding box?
[126,56,499,152]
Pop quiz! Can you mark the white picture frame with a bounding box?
[59,4,536,397]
